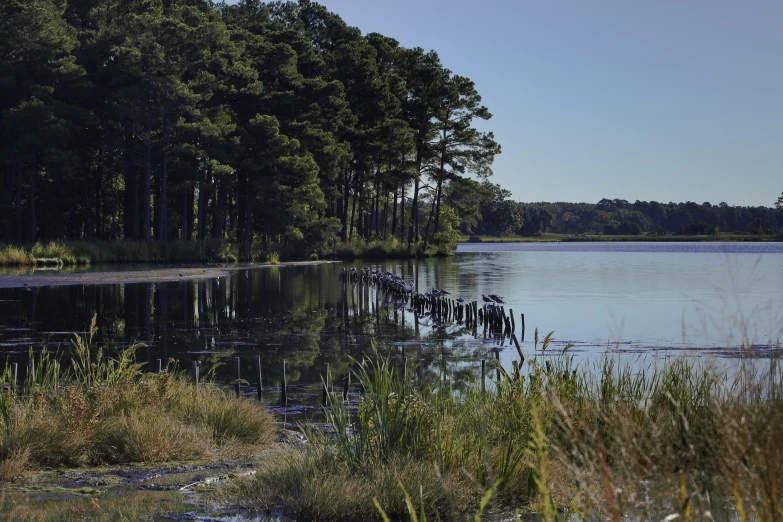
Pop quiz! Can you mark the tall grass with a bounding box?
[0,245,32,266]
[0,317,276,482]
[233,334,783,521]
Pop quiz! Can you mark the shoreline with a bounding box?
[0,260,339,289]
[459,233,782,243]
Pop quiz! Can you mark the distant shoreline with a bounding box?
[459,233,782,244]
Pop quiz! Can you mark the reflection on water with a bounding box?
[0,244,782,412]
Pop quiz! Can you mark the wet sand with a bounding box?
[0,261,339,289]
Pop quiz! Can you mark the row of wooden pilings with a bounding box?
[409,292,526,338]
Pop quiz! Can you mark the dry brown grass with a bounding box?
[0,368,277,482]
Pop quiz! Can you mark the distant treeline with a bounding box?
[463,183,783,237]
[0,0,499,256]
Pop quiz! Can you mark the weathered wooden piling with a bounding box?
[234,356,241,396]
[322,362,330,404]
[495,350,501,381]
[511,333,524,362]
[254,355,263,400]
[192,360,199,385]
[155,358,162,374]
[280,359,288,403]
[481,359,486,393]
[509,309,516,332]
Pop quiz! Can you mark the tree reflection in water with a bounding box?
[0,261,514,414]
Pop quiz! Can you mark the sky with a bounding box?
[229,0,783,207]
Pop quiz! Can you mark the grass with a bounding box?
[230,335,783,521]
[335,237,455,259]
[0,240,243,266]
[0,235,459,267]
[0,316,277,482]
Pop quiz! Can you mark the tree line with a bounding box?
[0,0,499,256]
[466,185,783,237]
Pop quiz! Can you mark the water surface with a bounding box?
[0,242,781,412]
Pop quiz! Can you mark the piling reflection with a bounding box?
[0,261,514,411]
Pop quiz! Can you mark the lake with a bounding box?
[1,241,781,415]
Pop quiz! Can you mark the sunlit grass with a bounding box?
[232,334,783,521]
[0,316,276,482]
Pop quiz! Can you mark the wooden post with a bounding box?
[511,333,524,362]
[521,313,525,332]
[234,356,241,396]
[481,359,486,393]
[509,309,516,332]
[280,359,287,404]
[254,355,263,400]
[495,350,501,381]
[322,362,330,404]
[155,358,162,374]
[11,363,17,391]
[192,360,199,385]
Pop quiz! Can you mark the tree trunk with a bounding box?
[197,180,206,242]
[382,193,389,239]
[422,194,436,251]
[94,167,103,239]
[400,182,405,242]
[433,177,444,235]
[410,177,419,245]
[123,149,136,240]
[158,150,169,241]
[142,139,151,241]
[212,176,227,239]
[341,166,350,242]
[15,163,23,243]
[391,185,398,236]
[374,178,380,237]
[349,187,357,242]
[30,151,36,243]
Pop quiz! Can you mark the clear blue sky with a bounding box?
[229,0,783,207]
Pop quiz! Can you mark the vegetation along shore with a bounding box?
[2,318,779,521]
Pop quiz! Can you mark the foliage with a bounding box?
[468,198,783,238]
[0,0,499,259]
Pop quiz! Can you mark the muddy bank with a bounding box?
[0,261,339,289]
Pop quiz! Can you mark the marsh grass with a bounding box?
[335,237,455,259]
[0,317,276,481]
[0,245,32,266]
[233,335,783,521]
[0,240,242,266]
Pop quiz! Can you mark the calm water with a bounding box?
[0,242,781,413]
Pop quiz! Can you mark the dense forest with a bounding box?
[467,183,783,237]
[0,0,499,256]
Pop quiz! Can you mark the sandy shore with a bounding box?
[0,261,339,289]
